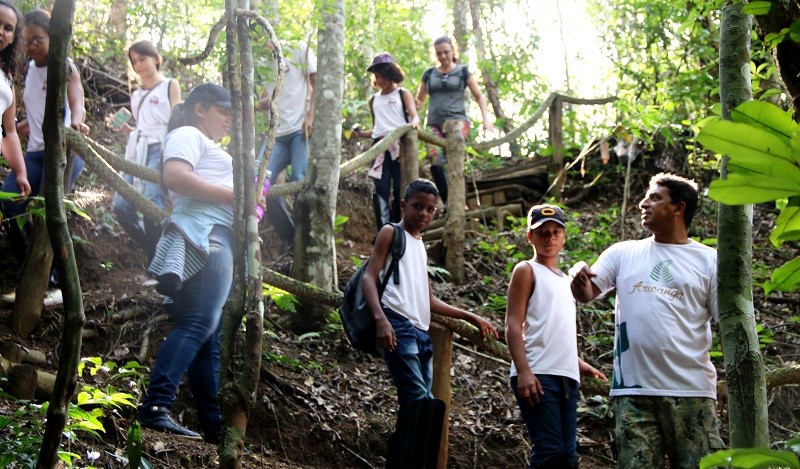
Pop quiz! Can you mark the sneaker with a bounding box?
[139,405,201,440]
[1,292,14,304]
[43,289,63,307]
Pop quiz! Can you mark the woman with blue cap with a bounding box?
[138,83,234,444]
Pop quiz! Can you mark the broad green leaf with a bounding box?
[770,197,800,247]
[793,130,800,161]
[696,120,796,175]
[708,174,800,205]
[700,447,800,469]
[742,1,772,15]
[730,101,796,144]
[764,257,800,296]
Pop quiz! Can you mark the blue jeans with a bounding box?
[267,129,308,182]
[0,150,84,263]
[264,130,308,244]
[511,374,579,468]
[113,143,166,260]
[141,225,233,430]
[381,308,434,411]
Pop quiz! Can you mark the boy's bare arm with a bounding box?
[361,225,397,352]
[506,261,542,406]
[430,283,499,340]
[578,358,607,380]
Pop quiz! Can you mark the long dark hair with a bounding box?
[167,101,202,131]
[0,0,23,79]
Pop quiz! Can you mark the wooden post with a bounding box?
[11,219,53,338]
[400,129,419,193]
[442,120,466,284]
[430,323,452,469]
[548,96,565,199]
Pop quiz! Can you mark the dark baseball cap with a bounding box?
[185,83,232,109]
[528,204,566,230]
[367,52,396,72]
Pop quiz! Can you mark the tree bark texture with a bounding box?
[452,0,470,63]
[37,0,85,467]
[218,2,264,467]
[753,1,800,117]
[11,220,52,338]
[718,2,769,449]
[547,97,565,198]
[399,130,419,193]
[290,0,345,334]
[443,120,466,284]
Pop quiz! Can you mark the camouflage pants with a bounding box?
[614,396,723,469]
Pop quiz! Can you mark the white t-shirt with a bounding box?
[23,59,73,152]
[0,74,13,115]
[510,261,579,382]
[131,79,172,144]
[371,88,408,139]
[264,43,317,137]
[162,126,233,206]
[591,237,718,399]
[380,230,431,331]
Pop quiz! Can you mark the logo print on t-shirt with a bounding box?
[649,260,674,284]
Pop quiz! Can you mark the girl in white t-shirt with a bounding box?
[108,40,181,262]
[352,52,419,229]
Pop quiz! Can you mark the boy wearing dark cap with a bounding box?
[506,204,606,468]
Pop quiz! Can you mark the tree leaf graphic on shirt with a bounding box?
[649,260,674,284]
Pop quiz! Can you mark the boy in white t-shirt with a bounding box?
[571,173,724,468]
[361,178,498,468]
[506,204,606,468]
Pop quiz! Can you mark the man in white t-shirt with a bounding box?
[257,42,317,254]
[571,173,723,469]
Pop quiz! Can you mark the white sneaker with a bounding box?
[1,291,15,304]
[141,278,158,287]
[43,289,63,306]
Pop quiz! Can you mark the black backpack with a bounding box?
[339,223,405,356]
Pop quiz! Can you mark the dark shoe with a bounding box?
[202,422,222,445]
[139,405,201,440]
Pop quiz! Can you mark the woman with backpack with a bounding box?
[415,36,494,205]
[352,52,419,229]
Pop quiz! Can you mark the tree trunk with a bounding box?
[442,120,466,284]
[108,0,127,38]
[452,0,470,63]
[290,0,344,334]
[400,130,419,193]
[468,0,514,143]
[547,97,565,199]
[11,220,52,338]
[37,0,85,467]
[717,2,769,448]
[218,1,266,467]
[752,2,800,117]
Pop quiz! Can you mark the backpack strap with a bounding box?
[422,67,434,90]
[376,223,407,297]
[368,94,376,126]
[397,88,409,123]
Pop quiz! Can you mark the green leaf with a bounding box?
[730,101,797,144]
[127,421,142,469]
[770,197,800,247]
[697,120,796,174]
[764,257,800,296]
[700,447,800,469]
[742,1,772,15]
[708,174,800,205]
